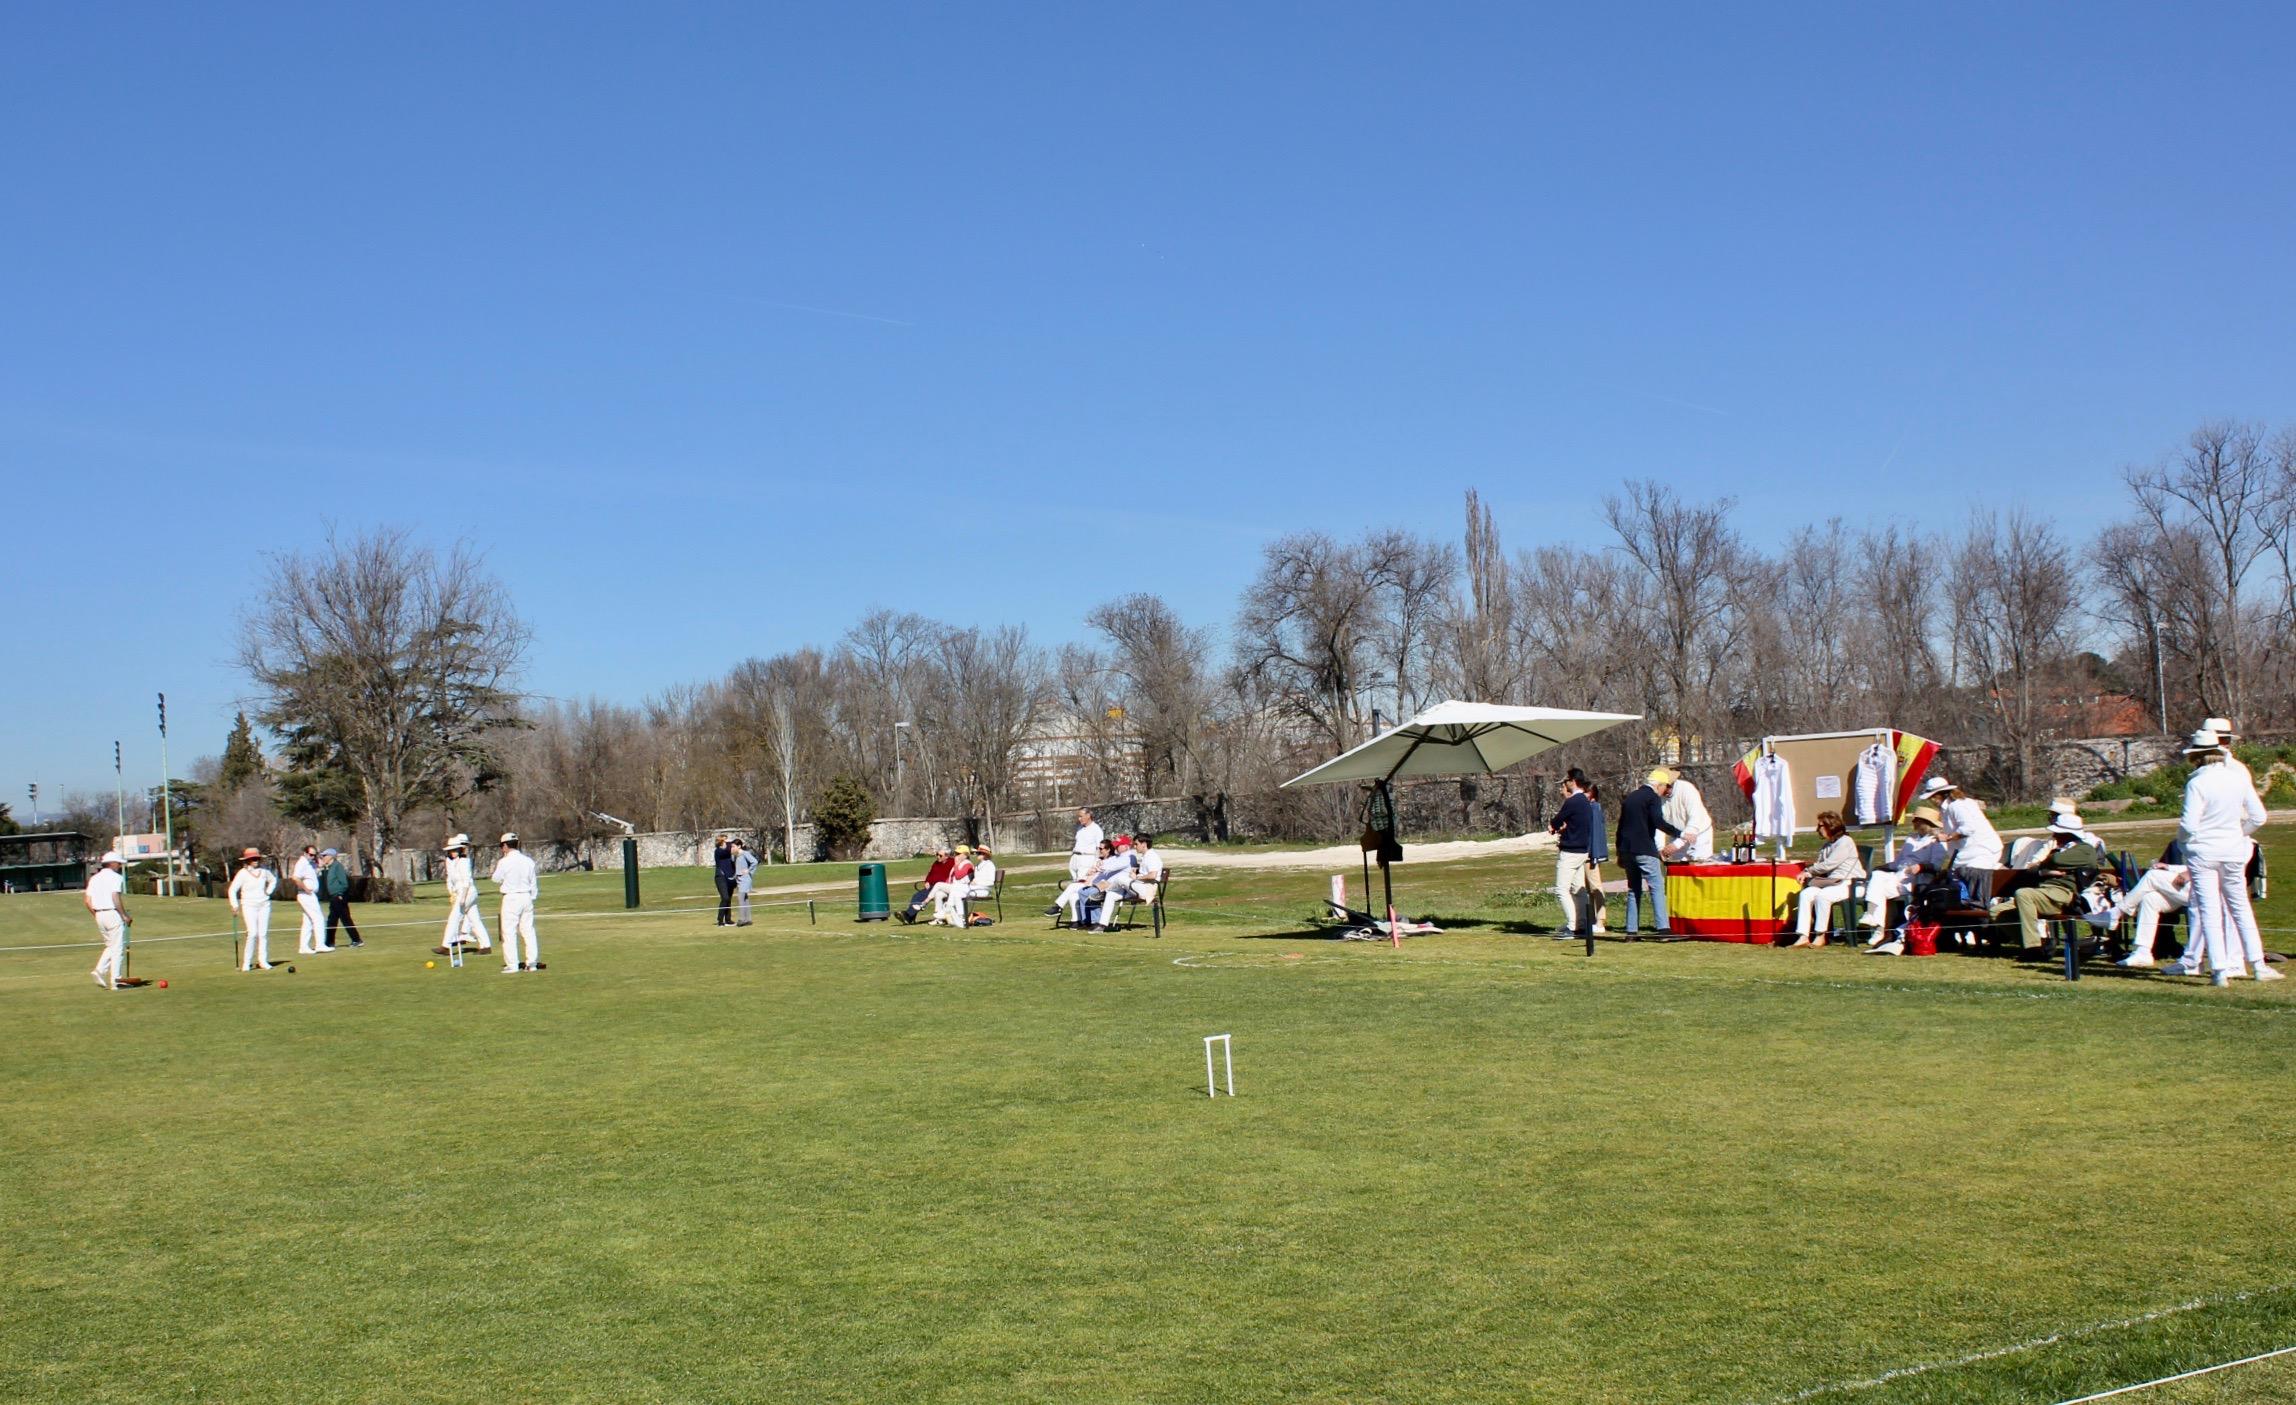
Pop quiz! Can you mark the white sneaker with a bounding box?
[2212,971,2232,987]
[1862,932,1886,949]
[92,970,107,988]
[502,966,522,975]
[1869,940,1904,956]
[2255,965,2284,982]
[2117,954,2155,969]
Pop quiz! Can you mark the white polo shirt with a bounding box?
[86,867,125,916]
[1072,822,1104,859]
[292,855,320,894]
[491,850,540,898]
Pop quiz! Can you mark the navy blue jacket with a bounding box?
[714,844,736,881]
[1615,785,1682,859]
[1550,793,1596,854]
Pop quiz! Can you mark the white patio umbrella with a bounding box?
[1280,700,1643,949]
[1280,700,1644,790]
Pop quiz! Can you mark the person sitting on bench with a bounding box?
[2005,814,2103,952]
[1859,804,1949,946]
[1091,833,1163,931]
[2093,840,2191,969]
[902,845,957,924]
[1050,839,1127,923]
[935,844,998,925]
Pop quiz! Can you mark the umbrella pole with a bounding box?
[1381,855,1398,949]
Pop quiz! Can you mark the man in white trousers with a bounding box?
[1068,808,1105,882]
[86,850,130,990]
[291,843,325,954]
[228,847,278,971]
[434,834,493,957]
[2175,730,2275,986]
[491,832,541,973]
[2097,840,2189,970]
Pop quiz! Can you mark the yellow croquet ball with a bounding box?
[424,960,436,969]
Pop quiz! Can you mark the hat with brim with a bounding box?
[320,848,339,858]
[1905,804,1942,828]
[241,847,264,860]
[1647,768,1674,786]
[2204,716,2236,738]
[100,851,123,865]
[2183,730,2223,756]
[1916,776,1958,800]
[499,833,518,844]
[2050,813,2086,834]
[443,833,470,851]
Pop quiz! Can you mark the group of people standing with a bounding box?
[712,836,760,926]
[79,832,545,990]
[1550,768,1713,938]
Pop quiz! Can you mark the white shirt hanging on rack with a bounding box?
[1852,741,1893,826]
[1753,753,1796,840]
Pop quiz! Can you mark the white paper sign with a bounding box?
[1814,774,1843,799]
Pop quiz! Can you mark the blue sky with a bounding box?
[6,2,2294,800]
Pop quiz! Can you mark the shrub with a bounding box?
[813,774,876,859]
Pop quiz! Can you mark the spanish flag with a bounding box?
[1731,730,1940,821]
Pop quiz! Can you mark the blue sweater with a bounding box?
[1551,793,1595,854]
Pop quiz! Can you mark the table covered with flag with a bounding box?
[1665,861,1803,942]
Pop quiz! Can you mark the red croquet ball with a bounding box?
[157,980,169,988]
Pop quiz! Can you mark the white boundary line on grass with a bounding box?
[1756,1282,2295,1403]
[2052,1343,2296,1403]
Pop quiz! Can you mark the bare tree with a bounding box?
[1950,510,2078,797]
[236,529,528,875]
[1602,482,1744,758]
[1453,488,1518,700]
[1235,532,1388,752]
[922,625,1050,835]
[1086,593,1220,798]
[2124,421,2282,721]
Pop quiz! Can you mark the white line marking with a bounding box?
[1756,1282,2295,1402]
[2053,1343,2296,1403]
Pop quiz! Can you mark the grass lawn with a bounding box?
[6,825,2295,1403]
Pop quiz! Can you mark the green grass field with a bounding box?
[6,828,2295,1403]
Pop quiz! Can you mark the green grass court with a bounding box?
[6,827,2295,1402]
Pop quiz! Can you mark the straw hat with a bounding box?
[1905,804,1942,829]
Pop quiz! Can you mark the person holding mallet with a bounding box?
[228,847,278,971]
[434,833,493,958]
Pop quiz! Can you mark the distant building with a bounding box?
[0,831,93,893]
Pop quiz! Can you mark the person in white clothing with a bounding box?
[434,834,493,956]
[1093,835,1164,931]
[2094,840,2190,969]
[1051,840,1129,924]
[936,845,1000,925]
[1790,812,1864,947]
[2174,731,2275,985]
[290,844,324,954]
[85,851,130,990]
[490,832,542,973]
[1660,777,1715,860]
[227,847,278,971]
[2194,719,2268,975]
[1858,804,1948,936]
[1068,808,1105,882]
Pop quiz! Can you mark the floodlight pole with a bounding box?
[157,693,176,896]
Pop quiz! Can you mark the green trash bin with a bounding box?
[856,863,890,922]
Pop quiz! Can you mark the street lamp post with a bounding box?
[157,693,176,897]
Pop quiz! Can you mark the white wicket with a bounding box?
[1204,1032,1234,1098]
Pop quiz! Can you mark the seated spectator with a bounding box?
[935,844,998,925]
[1049,840,1115,920]
[2092,840,2190,969]
[1090,834,1164,931]
[901,845,957,924]
[2005,814,2102,952]
[1051,840,1134,924]
[924,846,975,926]
[1859,804,1948,946]
[1789,811,1865,948]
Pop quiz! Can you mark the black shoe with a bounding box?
[1043,905,1061,917]
[350,939,364,948]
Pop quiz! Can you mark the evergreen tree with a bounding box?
[218,711,266,793]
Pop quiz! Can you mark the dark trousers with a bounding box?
[715,876,735,925]
[325,895,362,946]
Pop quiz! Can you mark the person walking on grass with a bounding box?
[491,832,542,973]
[291,843,324,954]
[2174,730,2276,986]
[1548,773,1597,939]
[1617,770,1682,937]
[319,848,362,949]
[228,847,277,971]
[86,850,129,990]
[434,834,493,958]
[730,838,759,927]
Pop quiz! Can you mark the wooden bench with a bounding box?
[1054,869,1169,937]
